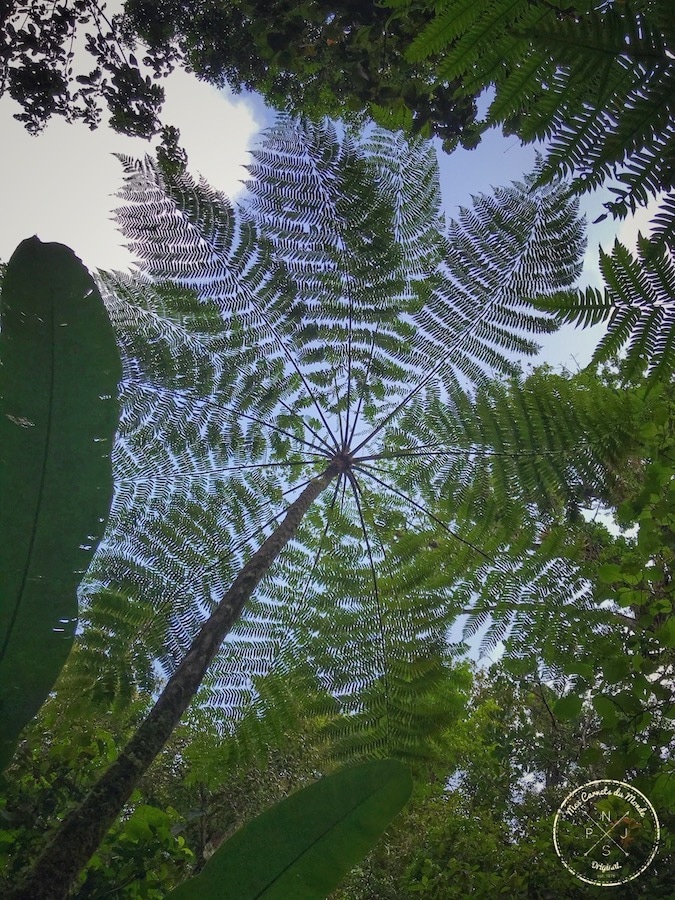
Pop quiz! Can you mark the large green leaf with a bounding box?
[0,237,120,771]
[167,759,413,900]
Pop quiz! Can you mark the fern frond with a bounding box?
[415,169,584,389]
[113,153,312,437]
[650,191,675,253]
[406,0,487,62]
[400,0,674,211]
[534,236,675,383]
[58,118,602,766]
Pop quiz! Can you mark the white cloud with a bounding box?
[615,194,663,253]
[0,68,264,274]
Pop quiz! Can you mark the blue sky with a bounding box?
[1,56,657,378]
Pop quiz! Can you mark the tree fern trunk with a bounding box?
[8,465,338,900]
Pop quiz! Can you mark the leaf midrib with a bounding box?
[0,284,56,662]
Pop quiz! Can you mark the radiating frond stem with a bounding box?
[330,369,346,447]
[351,330,457,455]
[298,477,343,606]
[343,276,355,451]
[339,472,348,514]
[346,470,391,746]
[234,408,331,457]
[356,444,588,463]
[354,444,446,464]
[354,464,493,563]
[7,464,339,900]
[282,124,354,453]
[349,470,388,564]
[284,348,342,451]
[132,382,330,458]
[347,326,380,448]
[349,359,445,457]
[277,394,335,455]
[118,457,324,485]
[353,194,549,456]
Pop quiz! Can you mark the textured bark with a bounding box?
[8,465,337,900]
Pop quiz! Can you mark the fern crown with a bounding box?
[58,118,635,757]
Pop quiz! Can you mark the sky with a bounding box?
[0,57,657,377]
[0,71,268,273]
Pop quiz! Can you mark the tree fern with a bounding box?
[77,118,592,730]
[64,117,635,767]
[6,118,648,898]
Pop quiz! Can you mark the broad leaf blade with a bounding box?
[167,759,413,900]
[0,237,120,771]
